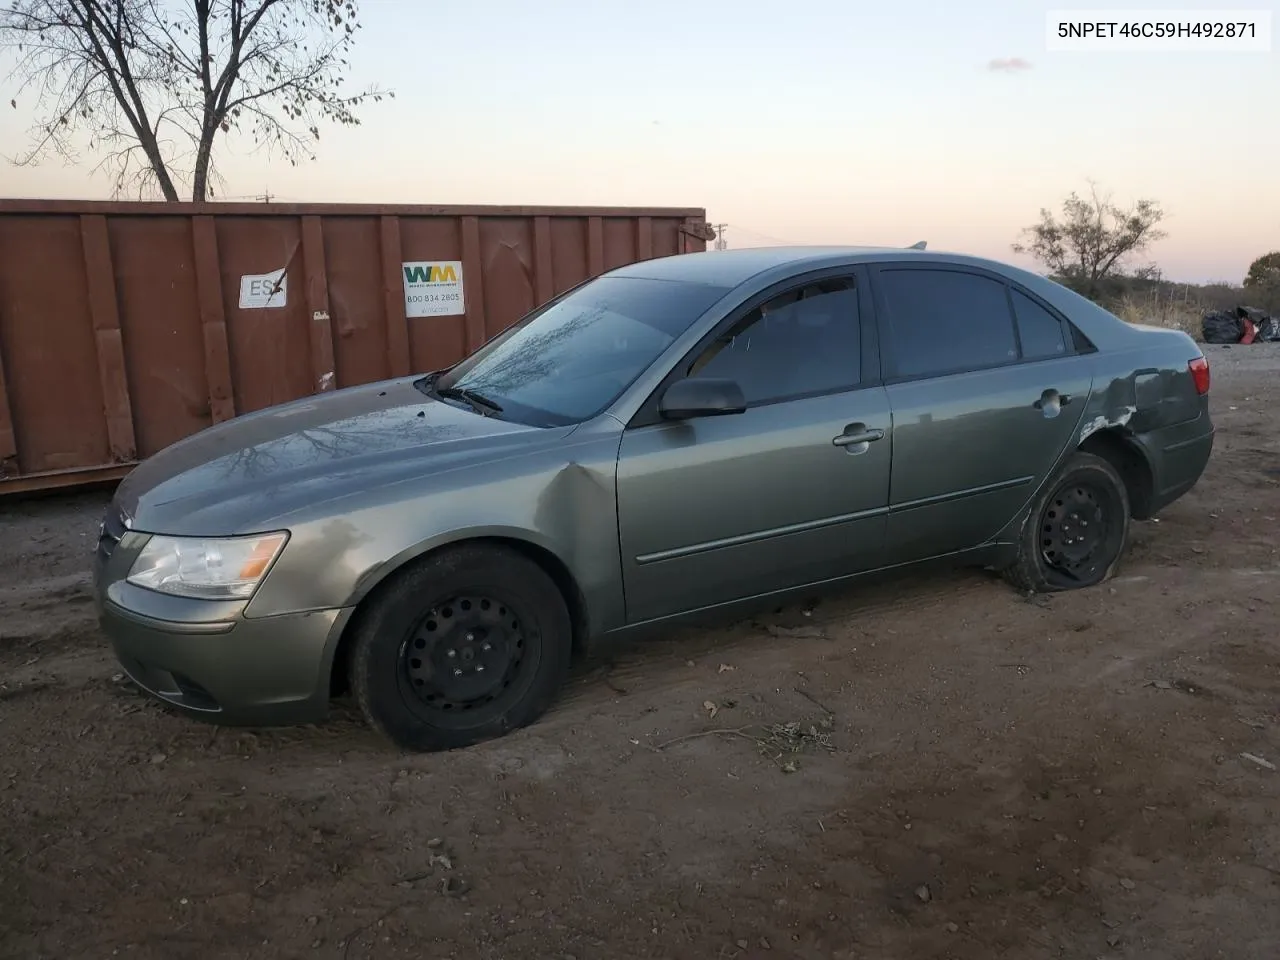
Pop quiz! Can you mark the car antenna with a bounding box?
[907,240,927,250]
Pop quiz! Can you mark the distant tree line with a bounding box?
[1014,182,1279,316]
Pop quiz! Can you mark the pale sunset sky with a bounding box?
[1,0,1276,284]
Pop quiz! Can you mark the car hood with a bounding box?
[114,377,573,536]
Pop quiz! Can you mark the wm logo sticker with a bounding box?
[402,260,465,317]
[403,264,458,284]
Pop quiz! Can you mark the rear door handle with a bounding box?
[1034,389,1072,414]
[832,427,885,447]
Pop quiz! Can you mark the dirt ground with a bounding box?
[2,344,1278,960]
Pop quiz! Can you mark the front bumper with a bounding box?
[93,508,352,726]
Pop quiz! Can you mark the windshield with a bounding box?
[433,276,729,426]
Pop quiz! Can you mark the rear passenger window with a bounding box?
[879,269,1017,378]
[1070,322,1096,353]
[1012,289,1068,359]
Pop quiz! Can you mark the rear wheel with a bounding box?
[349,544,573,752]
[1003,451,1130,593]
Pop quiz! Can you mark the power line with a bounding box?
[723,223,804,246]
[712,222,727,251]
[722,225,928,249]
[216,189,298,202]
[219,192,341,204]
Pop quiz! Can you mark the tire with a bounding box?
[348,544,573,752]
[1002,451,1131,594]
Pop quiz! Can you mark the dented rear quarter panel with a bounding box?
[1078,324,1208,439]
[1012,298,1215,527]
[1082,322,1214,510]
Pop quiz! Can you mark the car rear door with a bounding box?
[615,267,891,624]
[869,262,1096,565]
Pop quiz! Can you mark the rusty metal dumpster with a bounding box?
[0,200,714,494]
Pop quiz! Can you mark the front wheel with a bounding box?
[348,544,573,752]
[1003,451,1131,593]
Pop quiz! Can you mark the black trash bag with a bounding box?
[1202,310,1243,344]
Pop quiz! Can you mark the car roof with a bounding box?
[607,245,1133,347]
[607,245,1036,288]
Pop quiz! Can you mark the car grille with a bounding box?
[97,503,128,562]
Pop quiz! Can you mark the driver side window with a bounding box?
[687,277,861,406]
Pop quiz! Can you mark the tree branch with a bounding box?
[1,0,390,200]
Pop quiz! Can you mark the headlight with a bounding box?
[126,532,289,600]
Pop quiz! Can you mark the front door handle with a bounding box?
[832,426,885,448]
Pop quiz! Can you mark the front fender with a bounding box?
[242,430,628,640]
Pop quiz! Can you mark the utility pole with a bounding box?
[256,189,274,203]
[712,223,727,251]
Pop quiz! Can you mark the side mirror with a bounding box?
[658,377,747,420]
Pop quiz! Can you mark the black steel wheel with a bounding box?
[349,544,573,752]
[1004,451,1131,593]
[399,594,529,715]
[1037,475,1127,587]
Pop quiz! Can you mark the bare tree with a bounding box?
[1013,182,1167,297]
[1,0,391,200]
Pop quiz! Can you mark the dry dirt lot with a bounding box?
[2,344,1278,960]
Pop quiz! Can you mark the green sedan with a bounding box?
[92,247,1214,751]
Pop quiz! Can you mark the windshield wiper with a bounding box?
[435,385,504,416]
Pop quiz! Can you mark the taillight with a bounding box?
[1189,356,1210,395]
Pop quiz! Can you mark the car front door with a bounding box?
[870,263,1096,565]
[615,269,891,625]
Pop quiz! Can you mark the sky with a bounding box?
[1,0,1276,284]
